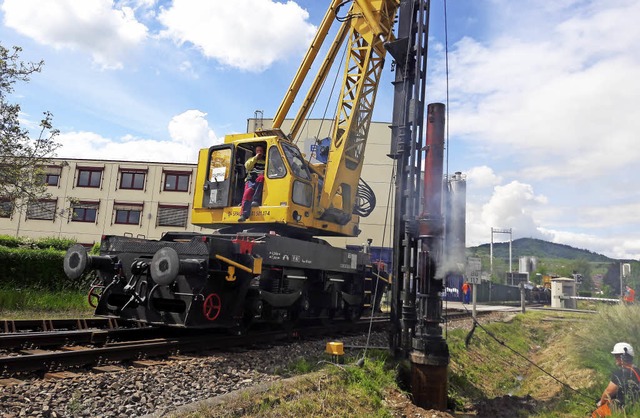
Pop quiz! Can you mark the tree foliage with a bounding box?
[0,43,59,211]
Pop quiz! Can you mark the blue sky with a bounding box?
[1,0,639,260]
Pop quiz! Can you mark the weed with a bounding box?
[67,390,83,416]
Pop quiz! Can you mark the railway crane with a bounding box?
[63,0,449,410]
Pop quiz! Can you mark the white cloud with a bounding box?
[466,165,502,190]
[178,60,198,79]
[479,181,549,240]
[431,0,640,182]
[167,110,220,149]
[57,110,219,163]
[157,0,316,72]
[1,0,148,69]
[436,1,640,259]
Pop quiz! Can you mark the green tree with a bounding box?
[0,44,59,216]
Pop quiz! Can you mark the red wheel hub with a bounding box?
[203,293,222,321]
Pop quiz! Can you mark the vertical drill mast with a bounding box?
[388,0,449,410]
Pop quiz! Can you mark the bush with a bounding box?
[33,236,77,251]
[0,235,22,248]
[90,242,100,254]
[0,246,91,291]
[0,234,77,251]
[571,304,640,376]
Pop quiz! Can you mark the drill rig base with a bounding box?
[409,349,449,411]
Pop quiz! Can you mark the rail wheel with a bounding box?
[87,285,104,308]
[203,293,222,321]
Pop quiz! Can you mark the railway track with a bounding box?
[0,317,389,377]
[0,308,485,377]
[1,317,123,333]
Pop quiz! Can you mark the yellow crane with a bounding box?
[191,0,399,237]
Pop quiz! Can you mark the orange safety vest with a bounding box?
[624,288,635,303]
[592,401,611,417]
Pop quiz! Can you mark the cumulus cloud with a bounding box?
[435,1,640,259]
[466,165,502,190]
[1,0,148,69]
[431,0,640,182]
[465,180,550,246]
[157,0,316,72]
[57,110,219,163]
[167,110,220,149]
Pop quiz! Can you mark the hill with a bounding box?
[468,237,612,262]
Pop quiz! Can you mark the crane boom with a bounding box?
[317,0,398,224]
[272,0,345,133]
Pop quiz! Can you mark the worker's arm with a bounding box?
[599,381,618,405]
[245,156,257,173]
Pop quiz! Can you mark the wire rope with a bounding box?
[463,306,598,408]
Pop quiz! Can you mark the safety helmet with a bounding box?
[612,342,634,357]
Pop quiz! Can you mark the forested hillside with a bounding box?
[468,237,612,262]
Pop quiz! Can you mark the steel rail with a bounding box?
[0,318,389,376]
[0,318,123,333]
[0,326,163,350]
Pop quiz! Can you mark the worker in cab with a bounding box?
[623,285,635,304]
[594,342,640,417]
[239,145,265,222]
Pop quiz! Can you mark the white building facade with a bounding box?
[0,119,396,259]
[0,159,202,245]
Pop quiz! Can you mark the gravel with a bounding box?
[0,313,508,418]
[0,331,389,418]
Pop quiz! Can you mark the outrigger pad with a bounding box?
[63,244,88,280]
[150,247,180,285]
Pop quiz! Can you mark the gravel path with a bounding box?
[0,331,388,418]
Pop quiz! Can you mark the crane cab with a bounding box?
[192,130,360,237]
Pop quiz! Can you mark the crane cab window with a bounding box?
[281,142,310,180]
[208,148,232,183]
[267,146,287,179]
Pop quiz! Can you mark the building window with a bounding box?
[77,168,103,188]
[45,173,60,186]
[113,202,143,225]
[38,165,62,186]
[157,205,189,227]
[71,202,99,223]
[120,171,146,190]
[26,199,57,221]
[0,199,14,218]
[164,171,191,192]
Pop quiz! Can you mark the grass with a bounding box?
[178,357,397,418]
[172,309,639,417]
[0,288,94,319]
[446,307,640,417]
